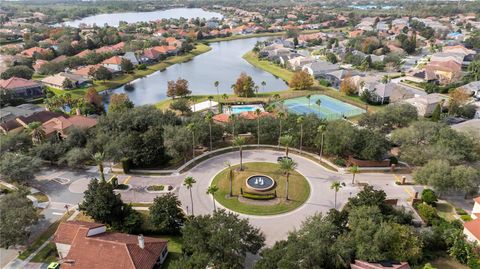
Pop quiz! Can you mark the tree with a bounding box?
[149,193,185,234]
[277,111,286,147]
[289,70,314,91]
[261,81,266,92]
[183,176,196,216]
[169,98,192,115]
[108,93,134,113]
[206,184,219,212]
[255,108,262,146]
[92,152,105,181]
[278,158,297,200]
[413,160,453,195]
[79,178,125,226]
[0,188,39,248]
[167,78,191,98]
[448,88,470,116]
[233,72,255,97]
[331,181,346,209]
[233,136,246,171]
[467,60,480,81]
[225,161,234,197]
[297,116,304,152]
[452,165,480,198]
[26,121,46,144]
[120,58,134,73]
[187,123,196,158]
[339,73,355,95]
[62,78,74,90]
[205,112,214,151]
[214,81,220,102]
[60,147,90,168]
[84,87,103,111]
[93,66,113,81]
[348,165,359,185]
[0,153,41,182]
[326,52,338,63]
[316,124,327,159]
[421,189,438,205]
[179,210,264,269]
[164,125,191,163]
[279,135,294,157]
[0,65,34,79]
[431,103,441,122]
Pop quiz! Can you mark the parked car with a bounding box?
[48,262,60,269]
[277,156,292,162]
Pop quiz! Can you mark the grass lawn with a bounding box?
[436,202,457,221]
[212,162,310,215]
[206,29,323,43]
[30,242,58,263]
[428,257,469,269]
[45,43,212,98]
[243,51,294,82]
[32,192,49,203]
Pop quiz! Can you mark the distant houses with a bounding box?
[41,72,91,90]
[0,77,44,100]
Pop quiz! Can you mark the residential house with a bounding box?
[425,60,462,84]
[72,64,103,78]
[0,77,44,100]
[360,82,398,104]
[20,46,49,58]
[42,114,97,138]
[0,110,62,134]
[463,197,480,244]
[288,56,316,71]
[53,221,168,269]
[74,49,93,58]
[459,81,480,98]
[165,37,182,48]
[403,93,446,117]
[152,45,178,56]
[302,61,340,78]
[32,59,49,72]
[322,69,356,89]
[123,52,139,66]
[139,48,162,63]
[102,56,124,72]
[41,72,91,90]
[351,260,410,269]
[0,104,44,123]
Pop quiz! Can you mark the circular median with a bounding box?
[211,162,310,216]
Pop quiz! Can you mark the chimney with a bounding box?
[138,234,145,249]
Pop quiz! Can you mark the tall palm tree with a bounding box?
[306,94,312,107]
[317,125,326,159]
[92,152,105,181]
[330,181,346,209]
[187,123,196,158]
[348,165,359,185]
[273,93,280,101]
[205,112,213,151]
[208,95,214,110]
[214,81,220,102]
[222,93,229,102]
[233,136,245,171]
[229,114,236,136]
[255,108,262,146]
[26,121,46,145]
[315,99,322,115]
[297,116,304,152]
[254,85,260,95]
[224,161,233,197]
[381,75,390,84]
[206,184,219,212]
[279,135,294,157]
[261,81,266,92]
[277,111,285,147]
[278,158,297,200]
[183,176,196,215]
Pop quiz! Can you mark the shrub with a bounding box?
[147,185,165,191]
[137,64,147,70]
[318,79,331,87]
[417,203,438,225]
[421,189,438,206]
[333,158,347,167]
[242,191,276,200]
[456,208,468,215]
[114,184,129,190]
[460,215,472,222]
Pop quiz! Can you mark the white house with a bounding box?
[403,93,446,117]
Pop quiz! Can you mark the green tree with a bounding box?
[170,98,192,115]
[0,188,40,248]
[278,158,297,200]
[93,65,113,81]
[149,193,185,234]
[233,72,256,97]
[431,103,441,122]
[255,108,262,146]
[467,60,480,81]
[214,81,220,102]
[225,161,234,197]
[348,165,359,185]
[26,121,46,145]
[233,136,246,170]
[279,135,294,157]
[183,176,196,216]
[108,93,134,113]
[206,184,219,212]
[164,125,191,163]
[120,58,134,73]
[92,152,105,181]
[0,153,41,182]
[205,112,214,151]
[297,116,304,152]
[0,65,34,79]
[187,123,196,158]
[60,147,90,168]
[179,210,264,269]
[421,189,438,205]
[413,160,453,195]
[331,181,346,209]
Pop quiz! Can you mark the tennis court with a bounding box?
[282,95,365,120]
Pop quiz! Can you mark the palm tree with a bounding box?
[348,165,359,185]
[187,123,196,158]
[224,161,233,197]
[92,152,105,181]
[277,111,285,147]
[279,135,294,157]
[26,121,46,145]
[273,93,280,101]
[261,81,266,92]
[206,184,219,212]
[205,112,213,151]
[278,158,297,200]
[208,95,214,110]
[317,125,326,159]
[297,116,304,152]
[229,114,236,136]
[381,75,390,84]
[315,99,322,115]
[330,181,346,209]
[255,108,262,146]
[214,81,220,102]
[222,93,229,102]
[183,176,196,215]
[254,85,260,95]
[233,136,245,171]
[306,94,312,107]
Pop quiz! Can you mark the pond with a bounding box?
[58,8,223,27]
[109,37,289,105]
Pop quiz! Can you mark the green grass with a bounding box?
[30,242,58,263]
[146,185,165,191]
[212,162,310,215]
[43,43,212,98]
[243,51,294,82]
[32,192,49,203]
[428,257,469,269]
[436,202,456,221]
[206,29,322,43]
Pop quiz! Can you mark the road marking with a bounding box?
[403,186,415,197]
[107,175,116,183]
[123,176,132,185]
[52,212,64,216]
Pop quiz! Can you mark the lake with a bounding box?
[59,8,223,27]
[109,37,289,105]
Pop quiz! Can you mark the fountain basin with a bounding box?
[246,175,275,192]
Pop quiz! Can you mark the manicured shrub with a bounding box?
[460,215,472,222]
[333,158,346,167]
[137,64,147,70]
[417,203,438,225]
[421,189,438,206]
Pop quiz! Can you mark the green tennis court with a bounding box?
[282,95,365,120]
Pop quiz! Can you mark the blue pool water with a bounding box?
[230,105,263,114]
[282,95,365,120]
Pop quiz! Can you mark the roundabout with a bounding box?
[211,162,310,215]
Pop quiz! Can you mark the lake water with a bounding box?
[109,37,289,105]
[59,8,223,27]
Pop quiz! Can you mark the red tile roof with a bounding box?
[102,56,123,65]
[464,218,480,241]
[0,77,41,90]
[21,47,48,57]
[75,49,93,58]
[213,113,230,123]
[53,221,104,245]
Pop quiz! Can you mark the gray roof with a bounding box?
[304,61,340,74]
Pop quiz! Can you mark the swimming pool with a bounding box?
[281,95,365,120]
[229,104,264,114]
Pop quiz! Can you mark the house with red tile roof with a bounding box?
[139,48,162,63]
[42,114,97,138]
[32,59,49,72]
[53,221,168,269]
[165,37,182,47]
[20,46,49,58]
[0,110,62,134]
[463,196,480,244]
[102,56,124,72]
[0,77,43,99]
[74,49,93,58]
[152,45,178,55]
